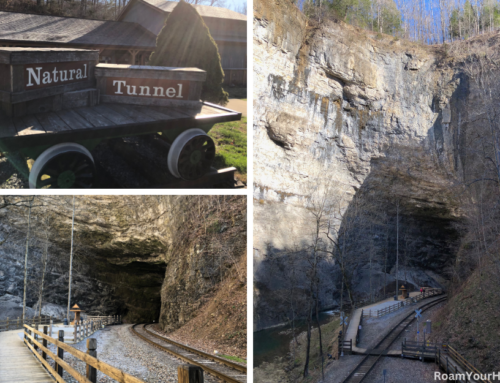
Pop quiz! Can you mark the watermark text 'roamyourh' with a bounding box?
[434,372,500,381]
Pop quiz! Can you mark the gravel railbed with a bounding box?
[323,355,366,383]
[358,297,444,350]
[388,301,446,351]
[363,356,441,383]
[359,300,446,383]
[39,324,218,383]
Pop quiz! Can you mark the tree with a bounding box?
[22,197,35,323]
[66,196,76,322]
[36,217,51,318]
[149,0,229,105]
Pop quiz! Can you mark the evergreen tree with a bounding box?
[149,0,228,105]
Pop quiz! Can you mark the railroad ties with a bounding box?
[131,324,247,383]
[342,296,448,383]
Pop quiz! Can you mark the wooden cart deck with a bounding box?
[0,102,241,152]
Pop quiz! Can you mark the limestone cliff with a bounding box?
[0,196,246,346]
[253,0,474,330]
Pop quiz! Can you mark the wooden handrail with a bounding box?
[25,324,144,383]
[447,346,492,382]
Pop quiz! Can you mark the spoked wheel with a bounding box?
[29,143,95,189]
[167,128,215,180]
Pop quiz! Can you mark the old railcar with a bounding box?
[0,48,241,188]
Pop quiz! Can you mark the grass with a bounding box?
[209,117,247,183]
[288,317,341,382]
[220,354,246,364]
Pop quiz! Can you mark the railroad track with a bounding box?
[342,295,447,383]
[130,323,246,383]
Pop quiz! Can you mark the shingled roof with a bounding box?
[0,11,156,48]
[142,0,246,21]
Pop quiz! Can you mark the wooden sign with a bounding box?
[105,77,190,100]
[24,61,90,90]
[95,64,205,107]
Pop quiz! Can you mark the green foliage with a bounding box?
[221,354,246,363]
[372,0,402,35]
[208,117,247,175]
[448,0,500,40]
[306,0,402,37]
[149,0,228,105]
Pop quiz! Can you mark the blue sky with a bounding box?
[221,0,248,14]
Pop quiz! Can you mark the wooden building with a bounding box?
[118,0,247,85]
[0,11,156,65]
[0,1,246,85]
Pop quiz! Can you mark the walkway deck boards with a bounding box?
[0,329,55,383]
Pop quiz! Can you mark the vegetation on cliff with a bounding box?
[296,0,500,44]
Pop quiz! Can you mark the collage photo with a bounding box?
[0,0,499,383]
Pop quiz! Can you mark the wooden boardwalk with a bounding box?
[0,329,55,383]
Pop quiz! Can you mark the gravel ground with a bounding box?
[364,356,441,383]
[358,298,445,350]
[39,324,219,383]
[388,301,446,351]
[358,304,419,349]
[359,301,446,383]
[323,355,366,383]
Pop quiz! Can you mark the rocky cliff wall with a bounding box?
[253,0,470,330]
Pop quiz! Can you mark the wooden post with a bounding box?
[338,333,341,356]
[86,338,97,383]
[50,320,53,338]
[42,326,48,360]
[74,321,77,343]
[34,324,39,351]
[178,365,203,383]
[56,330,64,377]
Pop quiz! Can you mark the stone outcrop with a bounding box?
[253,0,474,330]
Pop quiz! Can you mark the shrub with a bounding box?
[149,0,228,105]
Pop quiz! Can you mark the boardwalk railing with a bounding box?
[0,315,61,332]
[72,317,119,343]
[23,324,145,383]
[401,339,492,383]
[362,289,443,318]
[437,346,493,383]
[85,315,121,326]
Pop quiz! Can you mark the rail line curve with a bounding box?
[130,323,246,383]
[342,295,447,383]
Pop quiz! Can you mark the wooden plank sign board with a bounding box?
[0,48,99,117]
[105,78,190,99]
[25,61,91,90]
[96,64,206,108]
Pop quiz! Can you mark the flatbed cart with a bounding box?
[0,48,242,188]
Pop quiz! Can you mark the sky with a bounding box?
[220,0,248,14]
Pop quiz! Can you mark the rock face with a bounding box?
[0,294,35,321]
[0,196,246,335]
[253,0,471,330]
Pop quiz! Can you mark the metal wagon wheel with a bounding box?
[167,128,215,180]
[29,143,96,189]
